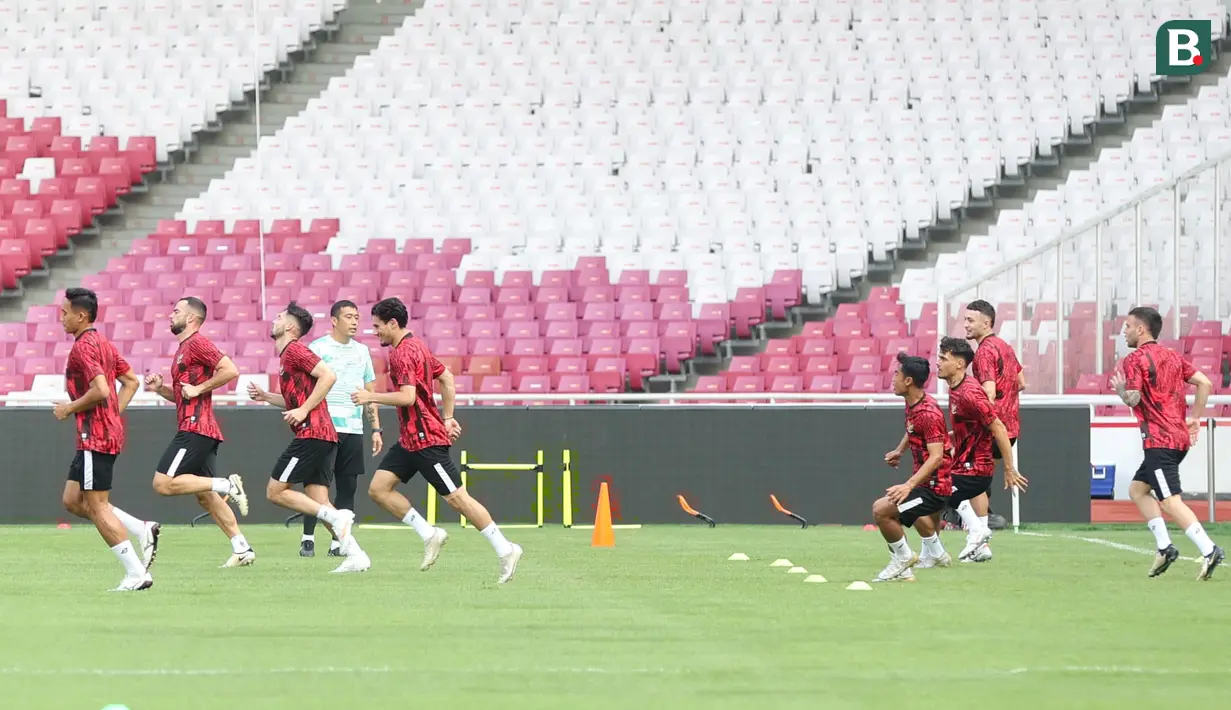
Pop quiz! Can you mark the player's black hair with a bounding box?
[178,296,208,322]
[371,298,409,329]
[965,299,997,327]
[938,336,976,366]
[1127,306,1163,339]
[330,299,358,319]
[285,301,314,337]
[65,287,99,323]
[896,352,930,389]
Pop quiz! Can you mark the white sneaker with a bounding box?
[111,573,154,592]
[497,543,523,584]
[331,509,356,554]
[220,549,256,568]
[138,521,161,571]
[873,554,919,582]
[331,550,371,573]
[958,529,993,561]
[227,474,249,517]
[971,543,993,562]
[421,527,448,571]
[917,551,952,568]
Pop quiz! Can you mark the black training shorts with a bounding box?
[1133,448,1187,501]
[378,444,461,496]
[157,431,220,477]
[270,438,337,487]
[897,486,948,528]
[334,433,366,479]
[68,450,117,492]
[948,474,994,507]
[992,437,1017,460]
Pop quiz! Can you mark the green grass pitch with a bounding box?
[1,522,1228,709]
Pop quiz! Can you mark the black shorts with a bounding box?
[992,437,1017,460]
[156,431,220,477]
[68,450,117,492]
[1133,448,1187,500]
[948,474,993,506]
[270,438,337,487]
[896,486,947,528]
[378,444,461,496]
[334,433,365,479]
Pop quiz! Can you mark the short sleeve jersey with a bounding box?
[906,393,954,496]
[66,328,131,455]
[971,334,1022,438]
[948,375,999,477]
[278,340,338,442]
[172,332,225,441]
[309,335,376,435]
[1122,341,1197,451]
[388,334,451,452]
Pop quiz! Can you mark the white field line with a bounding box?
[1018,531,1201,562]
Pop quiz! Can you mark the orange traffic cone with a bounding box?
[592,481,615,548]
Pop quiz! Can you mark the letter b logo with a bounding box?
[1156,20,1212,76]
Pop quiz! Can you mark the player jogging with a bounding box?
[872,353,954,582]
[146,296,254,568]
[936,337,1028,561]
[355,297,523,583]
[963,299,1025,561]
[1110,306,1223,580]
[247,302,371,574]
[298,300,382,558]
[55,287,157,591]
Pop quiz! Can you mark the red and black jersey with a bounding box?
[172,332,225,441]
[278,340,337,442]
[905,393,954,496]
[948,375,999,477]
[971,334,1022,438]
[66,328,131,455]
[388,334,451,452]
[1122,341,1197,451]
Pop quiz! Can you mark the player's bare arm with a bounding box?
[1186,370,1213,442]
[285,361,335,425]
[990,418,1028,490]
[247,381,287,409]
[145,373,176,403]
[981,380,997,403]
[116,369,140,413]
[1110,370,1141,407]
[354,384,415,408]
[437,368,462,440]
[884,431,908,467]
[55,373,111,420]
[181,356,239,400]
[886,441,945,504]
[1017,371,1027,392]
[364,381,383,454]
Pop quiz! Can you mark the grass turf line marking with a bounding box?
[0,666,677,677]
[1018,531,1201,562]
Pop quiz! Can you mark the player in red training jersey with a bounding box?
[936,337,1028,562]
[146,296,254,569]
[1111,306,1223,580]
[247,302,371,573]
[963,299,1026,560]
[872,353,955,582]
[355,297,524,584]
[55,288,155,591]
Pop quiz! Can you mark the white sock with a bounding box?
[111,540,146,577]
[920,534,945,558]
[329,539,341,551]
[315,505,340,526]
[301,534,314,543]
[956,500,984,535]
[346,535,365,556]
[480,522,514,557]
[211,478,232,494]
[401,508,435,541]
[230,534,249,554]
[1147,517,1172,550]
[1185,522,1217,557]
[887,536,914,561]
[978,515,989,530]
[111,507,146,538]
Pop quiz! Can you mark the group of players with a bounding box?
[55,287,522,591]
[873,301,1225,582]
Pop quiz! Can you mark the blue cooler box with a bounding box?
[1091,464,1116,499]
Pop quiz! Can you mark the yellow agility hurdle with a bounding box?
[426,450,544,528]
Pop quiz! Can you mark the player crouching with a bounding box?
[871,353,955,582]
